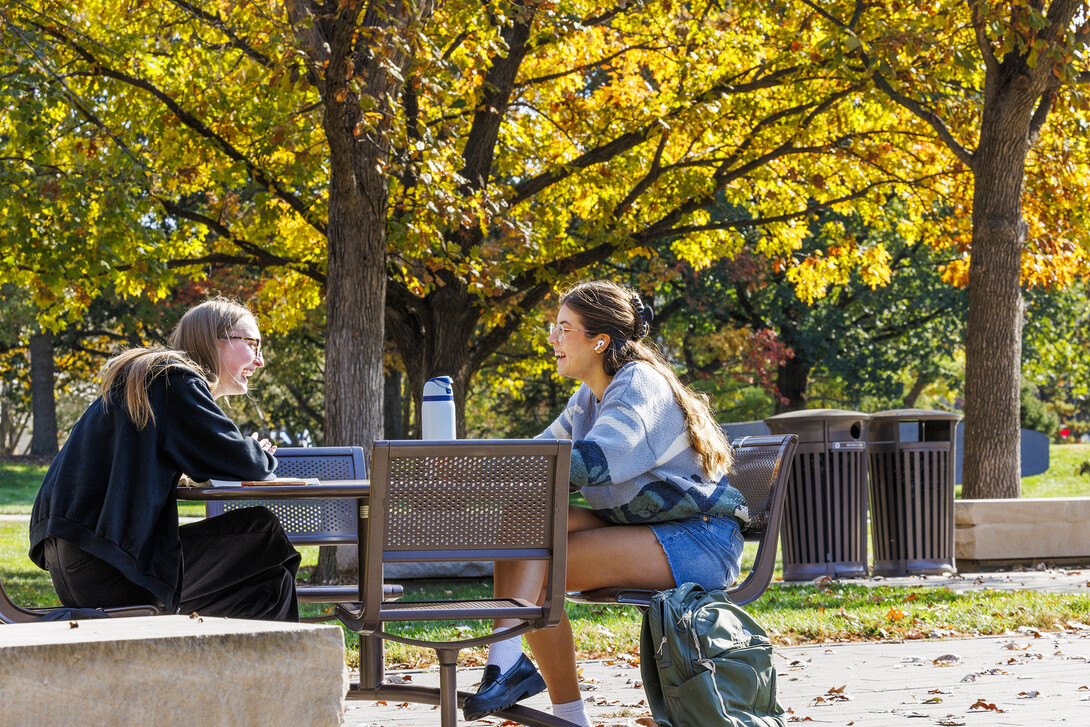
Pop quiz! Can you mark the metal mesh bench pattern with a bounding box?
[204,446,365,544]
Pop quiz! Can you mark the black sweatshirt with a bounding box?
[29,367,276,612]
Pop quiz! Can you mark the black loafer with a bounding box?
[462,653,547,721]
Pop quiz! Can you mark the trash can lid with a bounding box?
[869,408,962,422]
[765,408,871,422]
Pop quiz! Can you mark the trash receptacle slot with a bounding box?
[922,421,953,441]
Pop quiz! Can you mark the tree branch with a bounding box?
[870,72,976,169]
[35,22,328,237]
[167,0,276,68]
[154,196,327,283]
[967,0,1002,78]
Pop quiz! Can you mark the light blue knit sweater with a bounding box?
[539,361,750,527]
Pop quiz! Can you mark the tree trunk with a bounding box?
[774,353,811,413]
[384,368,403,439]
[902,371,931,408]
[387,280,479,438]
[289,1,432,582]
[961,70,1042,500]
[29,330,58,456]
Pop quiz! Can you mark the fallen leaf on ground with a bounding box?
[969,699,1005,713]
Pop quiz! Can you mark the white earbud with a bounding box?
[594,340,605,352]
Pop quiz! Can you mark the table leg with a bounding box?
[357,633,385,690]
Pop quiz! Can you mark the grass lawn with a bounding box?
[1021,442,1090,498]
[4,447,1090,668]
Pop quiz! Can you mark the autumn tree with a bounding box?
[380,1,963,428]
[3,1,938,440]
[11,0,1088,510]
[0,1,442,461]
[803,1,1090,497]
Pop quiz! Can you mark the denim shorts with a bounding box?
[647,514,744,591]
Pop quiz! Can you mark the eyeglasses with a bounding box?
[221,335,262,357]
[546,323,592,343]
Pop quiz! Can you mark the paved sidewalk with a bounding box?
[342,628,1090,726]
[341,568,1090,727]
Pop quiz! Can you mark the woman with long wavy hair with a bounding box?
[29,297,300,621]
[463,280,747,725]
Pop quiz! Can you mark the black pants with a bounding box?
[43,507,301,622]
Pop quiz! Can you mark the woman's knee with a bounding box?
[567,505,607,532]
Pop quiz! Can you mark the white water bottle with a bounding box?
[422,375,456,440]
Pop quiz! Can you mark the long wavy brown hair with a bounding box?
[559,280,733,477]
[98,297,254,429]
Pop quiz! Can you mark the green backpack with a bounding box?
[639,582,786,727]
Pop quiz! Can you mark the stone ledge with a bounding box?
[955,498,1090,569]
[0,615,347,727]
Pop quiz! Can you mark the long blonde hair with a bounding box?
[559,280,733,477]
[99,297,254,429]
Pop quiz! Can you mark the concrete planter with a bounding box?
[0,615,348,726]
[955,497,1090,570]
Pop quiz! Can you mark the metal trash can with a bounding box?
[867,409,962,577]
[764,409,871,581]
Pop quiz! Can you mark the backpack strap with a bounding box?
[639,593,671,725]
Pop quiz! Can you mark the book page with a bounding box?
[206,476,321,487]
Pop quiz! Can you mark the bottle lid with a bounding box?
[423,375,454,401]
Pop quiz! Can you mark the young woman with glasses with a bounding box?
[29,297,301,621]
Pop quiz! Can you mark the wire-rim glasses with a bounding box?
[221,335,262,356]
[546,323,591,343]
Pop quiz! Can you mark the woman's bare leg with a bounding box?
[507,506,675,703]
[490,506,610,629]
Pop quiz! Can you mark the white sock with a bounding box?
[485,630,523,674]
[552,698,591,727]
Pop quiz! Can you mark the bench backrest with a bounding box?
[729,434,798,538]
[721,433,798,605]
[354,438,572,634]
[204,445,366,545]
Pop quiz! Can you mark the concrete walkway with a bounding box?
[341,568,1090,726]
[342,628,1090,726]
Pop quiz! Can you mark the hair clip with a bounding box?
[630,294,654,339]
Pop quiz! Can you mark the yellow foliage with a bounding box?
[940,256,971,288]
[786,237,893,304]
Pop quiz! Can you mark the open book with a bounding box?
[207,476,321,487]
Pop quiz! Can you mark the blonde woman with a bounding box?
[29,297,300,621]
[464,280,748,725]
